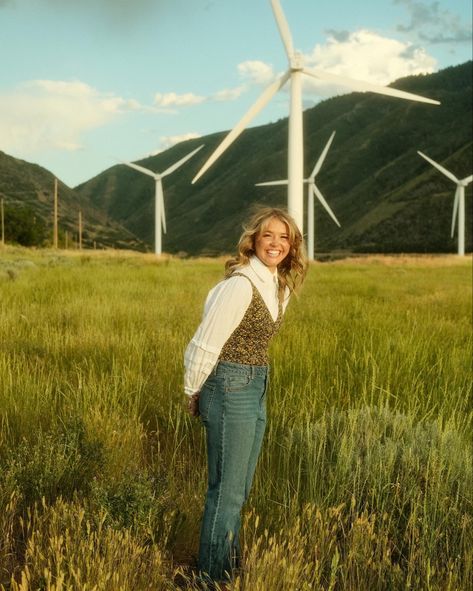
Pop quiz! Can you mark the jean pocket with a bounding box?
[260,373,269,401]
[224,373,251,393]
[199,381,216,422]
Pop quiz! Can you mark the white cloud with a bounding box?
[303,29,437,97]
[154,91,205,107]
[237,60,276,85]
[154,85,246,108]
[152,64,276,111]
[150,31,436,118]
[124,98,144,111]
[150,132,202,155]
[0,79,144,154]
[213,86,246,102]
[149,65,265,118]
[227,30,437,103]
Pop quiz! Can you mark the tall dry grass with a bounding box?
[0,247,471,590]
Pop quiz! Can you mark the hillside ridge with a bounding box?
[1,62,471,254]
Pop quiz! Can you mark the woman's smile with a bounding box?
[255,217,291,272]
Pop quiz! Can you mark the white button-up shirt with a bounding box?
[184,256,290,396]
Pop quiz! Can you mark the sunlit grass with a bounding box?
[0,247,471,590]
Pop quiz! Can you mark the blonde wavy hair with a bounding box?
[225,206,308,297]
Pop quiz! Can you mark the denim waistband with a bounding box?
[213,360,268,378]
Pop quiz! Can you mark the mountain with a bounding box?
[0,152,145,250]
[77,61,473,255]
[3,62,471,255]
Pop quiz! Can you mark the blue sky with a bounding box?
[0,0,471,187]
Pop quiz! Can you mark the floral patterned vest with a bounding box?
[218,273,283,365]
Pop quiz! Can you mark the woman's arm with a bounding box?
[184,275,253,399]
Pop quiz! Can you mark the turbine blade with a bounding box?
[120,160,158,179]
[461,175,473,185]
[255,180,289,186]
[157,181,166,234]
[270,0,294,60]
[312,184,341,227]
[417,151,459,184]
[161,144,205,178]
[303,67,440,105]
[192,71,291,183]
[311,130,336,178]
[451,187,459,238]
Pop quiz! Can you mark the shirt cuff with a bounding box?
[184,387,200,397]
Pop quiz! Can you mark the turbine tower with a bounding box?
[418,151,472,256]
[121,145,203,255]
[257,131,339,260]
[192,0,440,233]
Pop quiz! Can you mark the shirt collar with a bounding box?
[249,255,279,285]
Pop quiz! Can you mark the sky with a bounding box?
[0,0,471,188]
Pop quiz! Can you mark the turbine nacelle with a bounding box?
[117,144,204,255]
[418,150,472,255]
[290,52,304,71]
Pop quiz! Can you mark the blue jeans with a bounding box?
[198,361,269,582]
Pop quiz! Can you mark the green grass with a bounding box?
[0,247,471,590]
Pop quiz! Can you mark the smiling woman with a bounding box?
[183,206,307,586]
[254,217,290,271]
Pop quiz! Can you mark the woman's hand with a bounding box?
[187,393,200,417]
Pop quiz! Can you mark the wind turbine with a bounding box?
[120,145,204,255]
[256,131,339,260]
[418,151,472,256]
[192,0,440,233]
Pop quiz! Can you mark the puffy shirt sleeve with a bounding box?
[183,276,253,396]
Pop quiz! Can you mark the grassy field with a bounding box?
[0,247,471,590]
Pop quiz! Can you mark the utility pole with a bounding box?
[78,210,83,250]
[1,198,4,246]
[53,178,58,248]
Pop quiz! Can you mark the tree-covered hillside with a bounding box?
[0,152,144,249]
[77,62,472,255]
[1,62,471,254]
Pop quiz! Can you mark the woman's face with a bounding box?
[254,217,291,273]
